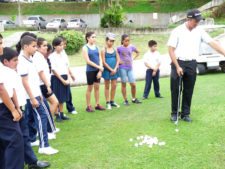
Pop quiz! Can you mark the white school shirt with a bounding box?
[167,22,213,60]
[49,50,69,75]
[0,63,15,104]
[143,50,161,70]
[33,51,51,85]
[17,52,42,99]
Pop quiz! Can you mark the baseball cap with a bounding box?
[187,9,203,21]
[106,32,116,40]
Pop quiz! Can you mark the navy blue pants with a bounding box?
[143,69,160,98]
[25,97,49,148]
[66,87,75,112]
[0,104,24,169]
[19,110,37,165]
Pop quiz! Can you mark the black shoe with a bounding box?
[28,161,50,169]
[60,112,70,120]
[55,114,63,122]
[170,114,178,122]
[132,98,142,104]
[123,100,130,106]
[181,115,192,122]
[142,97,148,100]
[156,95,164,98]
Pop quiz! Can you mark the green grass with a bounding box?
[0,0,211,15]
[31,73,225,169]
[36,31,170,67]
[0,30,18,37]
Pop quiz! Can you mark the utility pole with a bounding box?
[17,0,22,27]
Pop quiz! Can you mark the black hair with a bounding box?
[20,35,37,49]
[0,34,3,39]
[47,43,53,53]
[85,32,95,43]
[148,40,157,47]
[121,34,129,45]
[37,37,46,47]
[16,32,37,53]
[52,37,63,48]
[0,47,18,63]
[58,35,66,41]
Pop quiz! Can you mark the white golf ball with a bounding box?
[137,137,140,140]
[129,138,133,142]
[134,143,139,147]
[158,142,166,146]
[175,128,179,132]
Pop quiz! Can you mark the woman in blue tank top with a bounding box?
[101,33,120,110]
[82,32,105,112]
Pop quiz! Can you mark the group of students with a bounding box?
[83,32,163,112]
[0,32,79,169]
[0,31,163,169]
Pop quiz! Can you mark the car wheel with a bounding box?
[220,61,225,73]
[197,64,206,75]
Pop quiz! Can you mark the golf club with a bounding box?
[175,76,183,128]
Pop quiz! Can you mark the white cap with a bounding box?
[106,32,116,40]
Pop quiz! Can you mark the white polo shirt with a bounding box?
[33,51,51,85]
[49,50,69,75]
[167,22,213,60]
[143,50,161,70]
[17,52,42,99]
[0,63,15,104]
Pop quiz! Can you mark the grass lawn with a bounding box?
[31,73,225,169]
[0,0,211,15]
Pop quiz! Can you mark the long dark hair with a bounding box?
[121,34,129,45]
[52,37,63,52]
[85,32,95,43]
[16,32,37,53]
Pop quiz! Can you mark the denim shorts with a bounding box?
[119,68,135,83]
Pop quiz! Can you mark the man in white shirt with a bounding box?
[143,40,163,99]
[168,9,225,122]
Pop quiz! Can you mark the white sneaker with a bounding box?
[38,146,59,155]
[70,110,78,115]
[48,133,56,140]
[53,128,60,134]
[106,103,112,110]
[31,140,39,147]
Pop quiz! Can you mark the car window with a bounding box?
[62,19,65,22]
[28,17,38,20]
[70,19,78,22]
[39,17,46,21]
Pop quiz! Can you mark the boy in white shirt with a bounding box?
[17,35,58,155]
[1,47,50,168]
[143,40,163,99]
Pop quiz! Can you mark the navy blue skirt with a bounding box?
[51,75,70,103]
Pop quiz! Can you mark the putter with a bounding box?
[175,76,182,126]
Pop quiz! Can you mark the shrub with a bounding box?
[58,30,85,55]
[100,4,125,28]
[212,2,225,18]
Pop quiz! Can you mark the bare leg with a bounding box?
[94,83,100,106]
[130,83,136,99]
[47,94,59,115]
[86,85,93,107]
[59,103,64,113]
[121,82,127,100]
[104,80,110,102]
[110,80,117,101]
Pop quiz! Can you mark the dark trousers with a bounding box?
[0,104,24,169]
[19,111,37,165]
[143,69,160,98]
[25,96,49,148]
[66,87,75,112]
[171,60,197,116]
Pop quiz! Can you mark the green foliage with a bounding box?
[100,4,124,28]
[58,31,85,55]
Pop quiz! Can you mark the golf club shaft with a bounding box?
[176,76,182,125]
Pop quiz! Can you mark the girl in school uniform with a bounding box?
[101,33,120,110]
[49,37,70,120]
[82,32,105,112]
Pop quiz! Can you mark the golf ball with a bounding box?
[158,142,166,146]
[134,143,139,147]
[129,138,133,142]
[175,128,179,132]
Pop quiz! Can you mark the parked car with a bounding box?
[46,18,67,30]
[67,18,87,29]
[23,16,47,30]
[0,20,16,29]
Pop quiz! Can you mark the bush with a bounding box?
[100,4,125,28]
[213,2,225,18]
[59,30,85,55]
